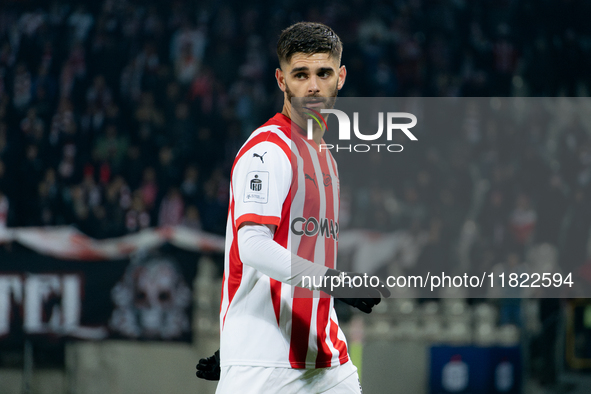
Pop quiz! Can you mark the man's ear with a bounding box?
[276,68,286,92]
[337,65,347,90]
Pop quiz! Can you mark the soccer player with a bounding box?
[196,22,389,393]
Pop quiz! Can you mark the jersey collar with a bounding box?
[273,113,327,156]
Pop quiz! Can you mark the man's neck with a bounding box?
[282,102,324,146]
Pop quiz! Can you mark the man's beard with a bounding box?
[286,80,339,122]
[285,80,339,103]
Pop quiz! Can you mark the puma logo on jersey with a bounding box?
[253,152,267,163]
[305,173,317,188]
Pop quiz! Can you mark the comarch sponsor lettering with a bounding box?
[290,217,339,240]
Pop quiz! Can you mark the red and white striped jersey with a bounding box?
[219,113,348,369]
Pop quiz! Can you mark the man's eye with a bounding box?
[295,73,307,79]
[319,72,329,78]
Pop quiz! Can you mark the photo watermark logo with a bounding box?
[304,108,418,153]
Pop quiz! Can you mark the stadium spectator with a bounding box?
[181,205,202,231]
[0,190,8,229]
[508,193,537,246]
[158,187,184,227]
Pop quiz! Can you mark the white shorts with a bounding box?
[215,360,362,394]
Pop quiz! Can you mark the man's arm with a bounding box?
[237,222,390,304]
[237,222,329,288]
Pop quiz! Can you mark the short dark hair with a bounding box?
[277,22,342,66]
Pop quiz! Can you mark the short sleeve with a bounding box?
[232,140,292,229]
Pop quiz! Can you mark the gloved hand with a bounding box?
[321,269,390,313]
[196,349,220,381]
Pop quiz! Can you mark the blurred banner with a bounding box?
[0,226,225,347]
[0,246,197,345]
[0,225,225,259]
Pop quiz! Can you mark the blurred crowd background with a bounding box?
[0,0,590,244]
[0,2,590,277]
[0,0,590,391]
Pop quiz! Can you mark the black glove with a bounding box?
[337,297,382,314]
[321,269,390,314]
[196,349,220,381]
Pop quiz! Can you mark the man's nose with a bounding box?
[307,76,320,94]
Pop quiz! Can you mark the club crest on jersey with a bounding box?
[291,216,338,240]
[244,171,269,204]
[322,172,332,187]
[250,175,262,191]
